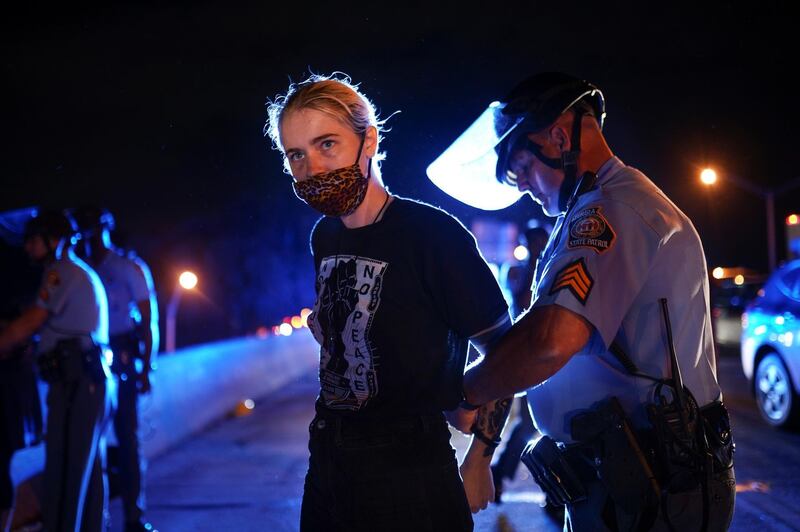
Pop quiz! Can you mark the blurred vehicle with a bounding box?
[741,260,800,429]
[710,266,764,353]
[712,278,763,349]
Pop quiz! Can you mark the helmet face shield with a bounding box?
[427,72,605,211]
[0,206,38,246]
[426,102,525,211]
[24,209,80,246]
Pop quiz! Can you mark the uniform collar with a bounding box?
[594,156,624,186]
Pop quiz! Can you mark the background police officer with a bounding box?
[492,226,550,503]
[433,73,736,530]
[73,206,159,532]
[0,208,112,532]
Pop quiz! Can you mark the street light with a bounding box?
[699,168,800,272]
[179,271,198,290]
[700,168,718,185]
[165,270,198,352]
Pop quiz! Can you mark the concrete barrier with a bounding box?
[11,329,319,485]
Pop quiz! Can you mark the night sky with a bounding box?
[2,3,797,345]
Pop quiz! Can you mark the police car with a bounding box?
[741,260,800,429]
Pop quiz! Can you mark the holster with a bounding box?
[700,400,734,474]
[109,330,143,377]
[646,385,703,492]
[570,397,661,515]
[520,435,588,506]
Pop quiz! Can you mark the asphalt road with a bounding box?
[108,351,800,531]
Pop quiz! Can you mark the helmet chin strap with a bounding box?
[522,109,589,214]
[556,108,585,213]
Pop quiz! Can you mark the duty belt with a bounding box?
[37,338,105,384]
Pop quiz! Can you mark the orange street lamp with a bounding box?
[699,168,800,272]
[166,270,198,352]
[179,271,198,290]
[700,168,718,185]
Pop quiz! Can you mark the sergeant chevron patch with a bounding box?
[549,259,593,304]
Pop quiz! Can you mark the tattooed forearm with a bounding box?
[476,396,513,438]
[475,396,513,456]
[473,396,513,456]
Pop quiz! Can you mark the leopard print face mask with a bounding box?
[292,135,370,217]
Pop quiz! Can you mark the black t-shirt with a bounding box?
[308,196,508,419]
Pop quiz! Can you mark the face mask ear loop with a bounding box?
[354,132,366,165]
[355,131,372,181]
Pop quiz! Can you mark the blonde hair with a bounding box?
[265,73,390,173]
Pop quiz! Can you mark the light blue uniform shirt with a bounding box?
[527,157,721,442]
[36,251,109,353]
[93,250,153,335]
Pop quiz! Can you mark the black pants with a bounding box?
[43,372,110,532]
[0,446,12,510]
[110,333,145,522]
[564,459,735,531]
[300,412,473,532]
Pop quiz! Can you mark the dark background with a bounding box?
[2,2,796,347]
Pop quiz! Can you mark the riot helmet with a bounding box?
[493,72,605,186]
[427,72,605,211]
[24,208,80,249]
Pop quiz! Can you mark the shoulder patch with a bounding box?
[47,270,61,287]
[568,206,616,254]
[549,259,593,305]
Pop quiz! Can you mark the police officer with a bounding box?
[431,73,736,530]
[0,208,112,532]
[73,206,158,532]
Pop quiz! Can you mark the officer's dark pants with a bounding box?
[1,445,12,510]
[43,373,110,532]
[300,412,473,532]
[563,465,736,532]
[113,372,145,522]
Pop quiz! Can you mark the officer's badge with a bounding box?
[550,259,593,304]
[567,206,616,254]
